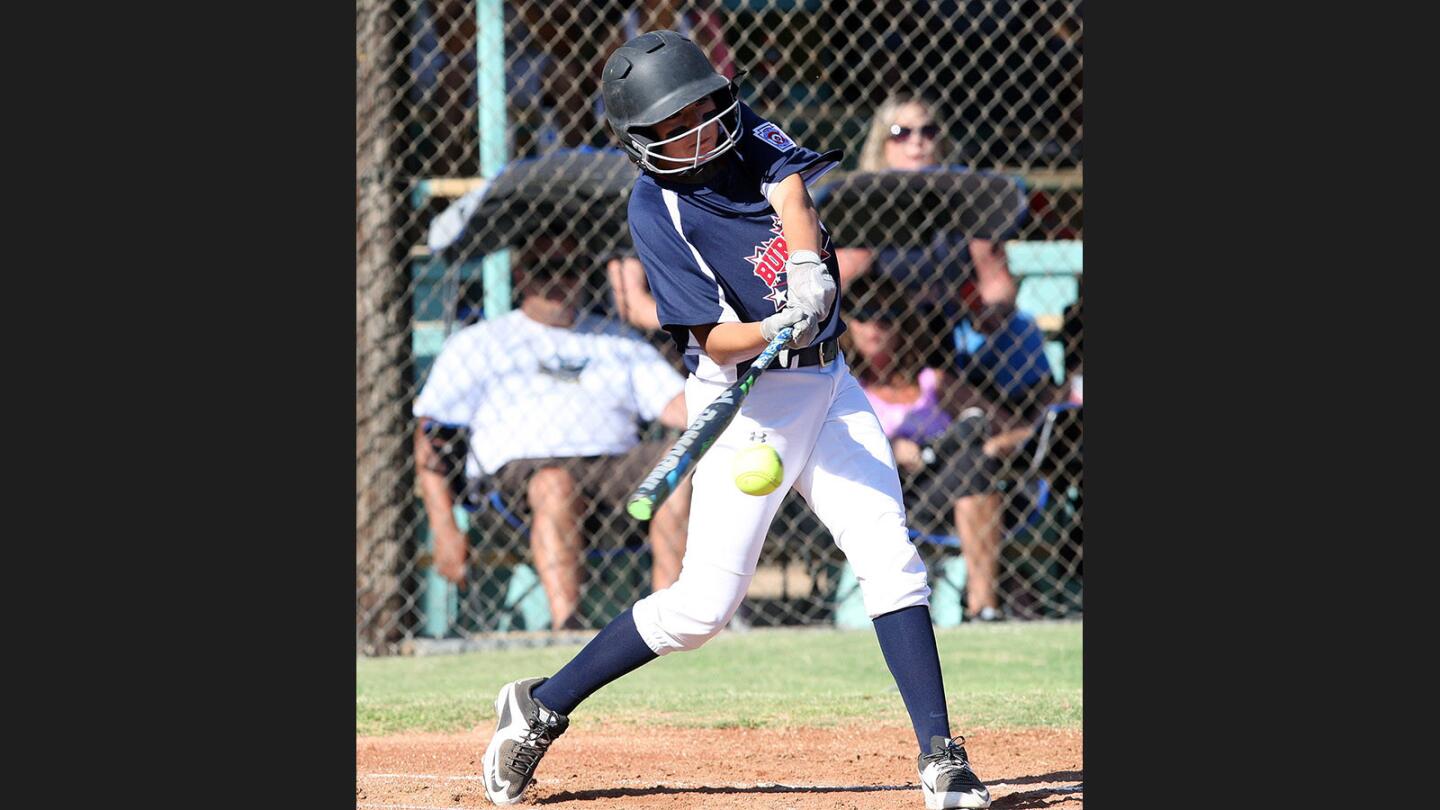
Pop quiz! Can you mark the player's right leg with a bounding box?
[918,736,992,810]
[793,364,990,809]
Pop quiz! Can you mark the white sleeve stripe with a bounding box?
[760,157,840,201]
[661,189,740,325]
[694,352,737,384]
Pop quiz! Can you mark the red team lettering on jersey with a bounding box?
[746,217,789,310]
[744,216,835,312]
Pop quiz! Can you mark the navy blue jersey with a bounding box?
[627,102,845,380]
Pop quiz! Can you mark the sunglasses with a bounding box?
[851,306,899,324]
[888,123,941,143]
[521,258,586,281]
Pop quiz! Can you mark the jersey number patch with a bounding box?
[752,122,795,152]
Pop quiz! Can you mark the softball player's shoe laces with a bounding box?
[917,735,991,809]
[482,677,569,805]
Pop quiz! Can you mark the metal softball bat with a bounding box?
[626,326,793,521]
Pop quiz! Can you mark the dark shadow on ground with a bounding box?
[537,769,1084,805]
[538,783,915,803]
[991,769,1084,786]
[991,786,1084,808]
[990,772,1084,809]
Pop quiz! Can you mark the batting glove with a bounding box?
[760,306,816,350]
[783,250,836,321]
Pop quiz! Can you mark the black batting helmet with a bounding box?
[601,30,743,175]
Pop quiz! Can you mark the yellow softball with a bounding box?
[732,444,784,496]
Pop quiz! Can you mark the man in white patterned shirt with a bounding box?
[413,235,690,630]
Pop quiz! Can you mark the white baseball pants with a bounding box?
[632,356,930,654]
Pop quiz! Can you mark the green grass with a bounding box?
[356,622,1080,736]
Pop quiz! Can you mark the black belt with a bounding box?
[736,337,839,375]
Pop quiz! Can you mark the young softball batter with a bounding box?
[482,30,991,810]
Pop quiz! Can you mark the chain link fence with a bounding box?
[358,0,1082,655]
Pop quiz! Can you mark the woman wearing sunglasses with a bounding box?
[836,90,1016,320]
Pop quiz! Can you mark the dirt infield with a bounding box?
[356,724,1082,808]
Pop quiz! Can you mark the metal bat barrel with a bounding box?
[626,326,793,521]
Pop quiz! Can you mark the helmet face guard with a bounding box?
[602,31,747,178]
[629,92,742,175]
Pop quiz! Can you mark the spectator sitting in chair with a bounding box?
[844,275,1041,622]
[412,235,691,631]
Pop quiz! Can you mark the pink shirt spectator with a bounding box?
[865,367,954,442]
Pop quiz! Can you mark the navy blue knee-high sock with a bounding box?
[531,607,657,716]
[872,604,951,754]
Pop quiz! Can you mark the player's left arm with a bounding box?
[765,173,822,257]
[767,174,835,335]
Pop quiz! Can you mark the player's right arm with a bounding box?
[688,322,764,366]
[413,420,468,585]
[689,304,810,366]
[628,188,728,353]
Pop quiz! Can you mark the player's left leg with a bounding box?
[793,364,990,809]
[648,474,691,591]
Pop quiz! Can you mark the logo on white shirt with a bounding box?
[538,355,589,381]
